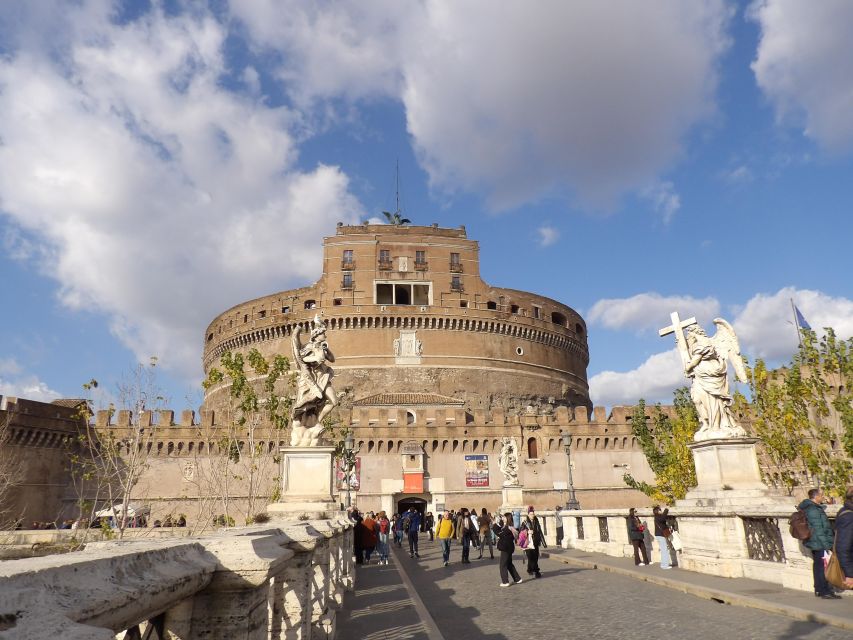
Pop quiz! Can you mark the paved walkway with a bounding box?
[338,538,852,640]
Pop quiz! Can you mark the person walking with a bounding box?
[425,511,435,541]
[393,513,405,547]
[352,509,365,565]
[376,511,391,565]
[555,506,564,547]
[456,508,473,563]
[799,488,841,598]
[437,509,455,566]
[524,506,546,578]
[406,508,422,558]
[361,512,378,564]
[835,486,853,589]
[497,511,522,586]
[478,508,494,559]
[627,508,650,566]
[653,506,672,570]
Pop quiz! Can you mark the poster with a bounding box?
[464,454,489,487]
[335,457,361,490]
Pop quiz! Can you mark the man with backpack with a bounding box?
[798,488,841,599]
[405,508,422,558]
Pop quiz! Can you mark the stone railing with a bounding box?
[557,506,843,593]
[0,517,354,639]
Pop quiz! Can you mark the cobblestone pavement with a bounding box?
[355,538,852,640]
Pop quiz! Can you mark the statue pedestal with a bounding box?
[267,446,339,519]
[499,485,525,512]
[679,438,782,508]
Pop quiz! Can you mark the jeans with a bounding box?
[655,535,671,568]
[479,532,494,558]
[377,533,389,561]
[461,535,471,561]
[499,551,521,584]
[440,538,452,563]
[812,549,831,595]
[408,531,419,556]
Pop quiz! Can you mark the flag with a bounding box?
[794,305,811,331]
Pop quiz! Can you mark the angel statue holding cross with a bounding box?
[659,313,748,441]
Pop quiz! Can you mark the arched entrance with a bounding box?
[397,496,427,517]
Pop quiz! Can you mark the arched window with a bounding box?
[527,437,538,459]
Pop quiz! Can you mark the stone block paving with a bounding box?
[340,538,851,640]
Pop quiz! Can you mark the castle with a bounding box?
[2,223,660,526]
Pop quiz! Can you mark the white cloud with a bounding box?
[732,287,853,361]
[587,293,721,333]
[641,181,681,223]
[589,349,685,407]
[751,0,853,152]
[536,225,560,247]
[722,165,753,184]
[0,358,60,402]
[0,3,363,381]
[234,1,731,210]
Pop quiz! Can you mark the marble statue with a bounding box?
[659,312,748,441]
[290,315,338,447]
[499,437,520,486]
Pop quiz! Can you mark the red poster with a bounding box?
[403,472,423,494]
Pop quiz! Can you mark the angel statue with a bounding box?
[660,313,748,441]
[290,315,338,447]
[499,437,520,486]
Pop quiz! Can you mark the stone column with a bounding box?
[273,523,324,640]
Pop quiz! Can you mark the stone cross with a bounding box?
[658,311,697,368]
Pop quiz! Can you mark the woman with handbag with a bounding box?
[653,505,672,569]
[627,508,650,566]
[496,512,522,587]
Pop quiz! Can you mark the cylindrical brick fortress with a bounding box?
[202,224,590,413]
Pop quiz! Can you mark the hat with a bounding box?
[527,505,535,513]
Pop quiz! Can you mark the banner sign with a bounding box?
[335,457,361,490]
[464,455,489,487]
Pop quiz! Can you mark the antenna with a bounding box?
[395,158,401,215]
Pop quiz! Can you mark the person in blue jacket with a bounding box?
[835,486,853,589]
[799,488,840,599]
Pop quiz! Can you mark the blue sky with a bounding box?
[1,1,852,411]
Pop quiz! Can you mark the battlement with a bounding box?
[334,222,468,238]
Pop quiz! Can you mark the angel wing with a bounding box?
[711,318,748,383]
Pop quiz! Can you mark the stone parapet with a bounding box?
[0,517,354,639]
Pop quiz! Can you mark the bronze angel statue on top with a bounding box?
[660,314,748,441]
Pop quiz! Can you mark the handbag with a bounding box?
[670,530,683,551]
[662,526,672,538]
[826,546,851,590]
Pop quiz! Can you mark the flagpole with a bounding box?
[790,298,802,349]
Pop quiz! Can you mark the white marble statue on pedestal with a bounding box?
[499,437,520,486]
[660,312,748,441]
[290,315,338,447]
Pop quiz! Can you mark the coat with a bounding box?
[834,500,853,577]
[524,515,546,548]
[627,515,645,541]
[653,509,670,537]
[798,498,834,551]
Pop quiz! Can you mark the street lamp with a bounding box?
[343,433,358,509]
[560,432,581,510]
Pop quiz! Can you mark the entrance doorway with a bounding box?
[397,497,426,517]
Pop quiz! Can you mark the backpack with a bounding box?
[518,528,529,549]
[789,508,811,540]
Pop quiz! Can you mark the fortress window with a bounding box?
[304,300,316,309]
[451,275,463,291]
[575,323,584,337]
[281,306,290,314]
[459,300,468,308]
[375,282,432,305]
[207,333,213,342]
[407,411,415,425]
[532,306,541,319]
[511,304,519,314]
[551,312,566,326]
[487,300,497,310]
[342,272,353,289]
[243,314,248,323]
[450,252,462,272]
[259,310,266,318]
[379,249,391,269]
[342,249,354,268]
[527,437,538,459]
[333,298,342,306]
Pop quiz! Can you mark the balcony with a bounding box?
[341,261,355,270]
[341,279,354,290]
[449,262,463,273]
[414,261,429,271]
[378,260,393,271]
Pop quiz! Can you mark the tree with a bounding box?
[382,210,411,225]
[748,328,852,496]
[623,389,699,505]
[202,348,293,525]
[0,411,24,528]
[70,359,166,540]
